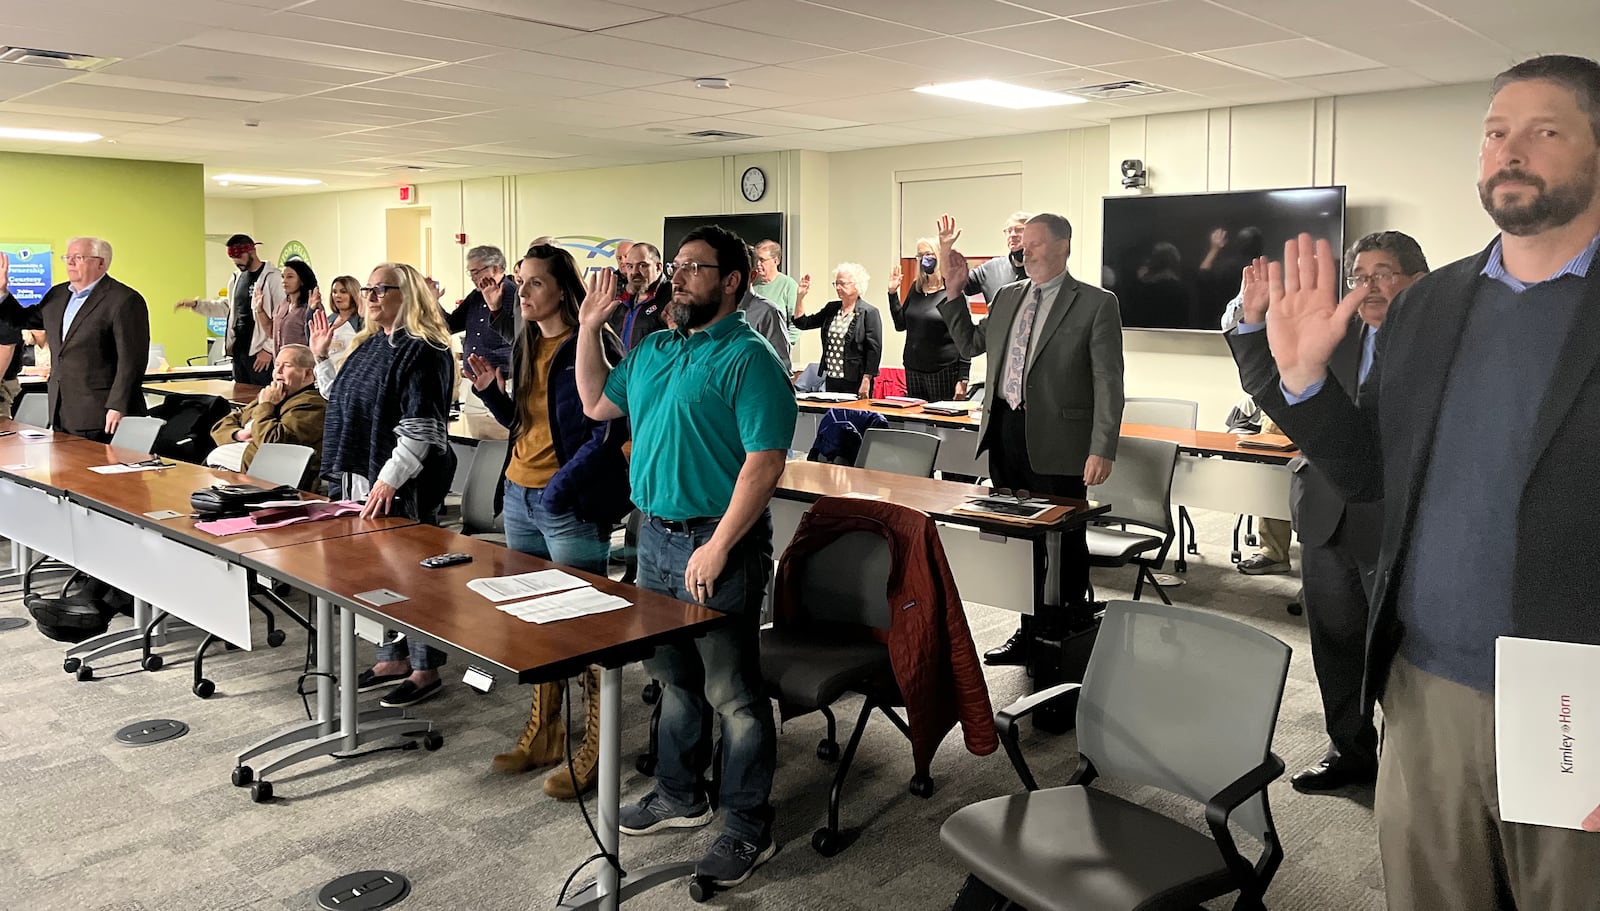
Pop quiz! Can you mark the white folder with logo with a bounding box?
[1495,636,1600,829]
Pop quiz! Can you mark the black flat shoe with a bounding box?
[381,678,443,708]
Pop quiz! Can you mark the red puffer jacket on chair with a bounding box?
[773,496,997,777]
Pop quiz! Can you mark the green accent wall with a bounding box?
[0,151,206,363]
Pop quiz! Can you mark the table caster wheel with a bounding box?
[635,754,656,777]
[641,682,660,705]
[1286,602,1304,616]
[811,827,841,857]
[266,629,286,648]
[423,732,444,751]
[64,657,81,674]
[232,765,254,787]
[1174,558,1188,574]
[250,780,273,803]
[909,775,935,798]
[194,679,215,699]
[76,665,94,682]
[142,654,163,672]
[815,739,839,762]
[688,875,714,903]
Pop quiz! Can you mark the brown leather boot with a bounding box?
[544,666,601,799]
[492,680,565,773]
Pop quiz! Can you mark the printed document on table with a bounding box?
[467,569,589,603]
[1495,636,1600,829]
[497,587,631,624]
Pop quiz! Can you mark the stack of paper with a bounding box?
[468,569,589,602]
[796,392,860,403]
[498,588,631,624]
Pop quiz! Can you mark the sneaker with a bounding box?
[618,791,713,836]
[1237,554,1290,575]
[357,668,409,692]
[695,833,777,887]
[380,678,443,708]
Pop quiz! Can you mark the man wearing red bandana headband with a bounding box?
[175,233,286,384]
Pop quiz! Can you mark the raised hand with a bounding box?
[1265,234,1361,396]
[578,267,620,332]
[1210,227,1229,251]
[889,263,903,290]
[797,273,811,300]
[464,353,503,393]
[1240,256,1270,324]
[0,251,9,290]
[479,273,503,309]
[309,308,334,360]
[936,214,962,254]
[943,248,971,301]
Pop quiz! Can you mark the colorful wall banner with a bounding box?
[0,243,53,307]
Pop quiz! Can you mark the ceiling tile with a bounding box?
[580,86,758,116]
[643,79,798,108]
[809,0,1052,34]
[780,52,949,90]
[993,0,1164,16]
[867,37,1066,80]
[1012,67,1136,92]
[467,50,675,88]
[1210,0,1442,37]
[1316,21,1515,73]
[75,73,289,103]
[967,18,1172,66]
[694,0,937,52]
[17,82,252,119]
[293,0,582,49]
[723,108,866,130]
[1094,53,1266,89]
[1073,0,1295,53]
[604,16,834,64]
[1204,39,1385,79]
[720,64,869,100]
[245,13,497,63]
[100,46,377,88]
[316,84,511,114]
[1293,68,1436,96]
[0,65,80,101]
[538,33,763,78]
[0,101,178,125]
[402,64,613,98]
[181,30,437,74]
[423,0,662,31]
[0,23,165,62]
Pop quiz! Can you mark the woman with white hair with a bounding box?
[793,261,882,398]
[888,237,970,401]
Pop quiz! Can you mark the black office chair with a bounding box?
[761,527,928,857]
[1086,436,1179,604]
[942,600,1291,911]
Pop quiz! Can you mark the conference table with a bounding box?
[0,415,727,909]
[143,378,262,407]
[20,363,233,392]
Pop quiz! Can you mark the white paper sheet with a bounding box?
[467,569,589,603]
[1495,636,1600,829]
[87,463,173,475]
[497,587,631,624]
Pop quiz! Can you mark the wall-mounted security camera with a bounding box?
[1120,158,1147,189]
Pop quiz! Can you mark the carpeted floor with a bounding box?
[0,508,1386,911]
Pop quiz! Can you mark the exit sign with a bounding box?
[398,185,418,204]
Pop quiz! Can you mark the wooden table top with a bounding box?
[143,379,262,406]
[448,410,510,443]
[777,459,1109,537]
[23,364,233,387]
[243,523,726,683]
[0,418,101,460]
[795,397,1297,463]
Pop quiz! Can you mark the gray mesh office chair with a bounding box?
[942,600,1291,911]
[108,415,165,454]
[1123,396,1200,570]
[12,393,47,427]
[461,439,509,538]
[855,427,940,478]
[244,443,313,488]
[1086,436,1178,604]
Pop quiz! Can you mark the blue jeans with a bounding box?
[376,631,446,671]
[638,511,776,843]
[501,480,611,575]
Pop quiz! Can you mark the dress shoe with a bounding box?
[984,628,1027,666]
[1291,755,1377,793]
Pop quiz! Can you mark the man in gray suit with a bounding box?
[938,212,1125,667]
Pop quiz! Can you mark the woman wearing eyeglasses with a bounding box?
[310,263,459,709]
[888,237,970,402]
[463,243,631,798]
[792,261,883,398]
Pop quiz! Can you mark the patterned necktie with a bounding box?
[1001,286,1043,408]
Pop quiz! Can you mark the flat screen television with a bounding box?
[662,212,784,261]
[1102,186,1346,331]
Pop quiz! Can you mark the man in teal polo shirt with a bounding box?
[576,223,795,889]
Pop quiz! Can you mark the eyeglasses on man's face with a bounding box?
[467,264,499,280]
[1345,270,1403,290]
[62,254,104,265]
[665,261,722,279]
[360,283,400,299]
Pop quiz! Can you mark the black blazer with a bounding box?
[36,276,150,434]
[794,299,883,386]
[1239,241,1600,702]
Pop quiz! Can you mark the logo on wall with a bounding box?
[551,236,630,279]
[0,243,53,308]
[278,240,311,266]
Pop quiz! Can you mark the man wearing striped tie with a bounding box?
[937,212,1126,677]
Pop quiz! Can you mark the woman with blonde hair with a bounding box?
[323,274,365,363]
[793,261,882,398]
[888,238,970,401]
[310,262,458,708]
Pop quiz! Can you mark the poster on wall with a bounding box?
[0,243,53,307]
[278,240,311,266]
[553,236,628,279]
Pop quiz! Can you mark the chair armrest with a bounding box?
[1203,752,1287,882]
[187,355,207,365]
[995,682,1081,791]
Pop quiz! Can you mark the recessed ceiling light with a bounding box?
[693,76,731,89]
[0,126,101,143]
[913,79,1085,110]
[210,173,322,186]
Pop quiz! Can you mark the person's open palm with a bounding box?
[1266,234,1360,395]
[936,214,962,254]
[309,308,334,359]
[1240,256,1270,324]
[465,353,502,393]
[578,268,619,331]
[480,274,503,309]
[944,248,971,300]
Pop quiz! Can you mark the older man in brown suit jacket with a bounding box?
[208,344,327,490]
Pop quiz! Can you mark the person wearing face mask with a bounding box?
[175,233,285,386]
[888,237,970,401]
[951,212,1032,303]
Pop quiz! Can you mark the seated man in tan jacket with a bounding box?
[207,344,326,489]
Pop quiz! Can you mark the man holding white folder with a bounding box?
[1233,54,1600,910]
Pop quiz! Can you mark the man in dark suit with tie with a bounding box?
[1230,230,1428,794]
[33,237,149,441]
[1242,55,1600,910]
[937,212,1126,669]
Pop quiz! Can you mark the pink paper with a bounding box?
[193,500,365,536]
